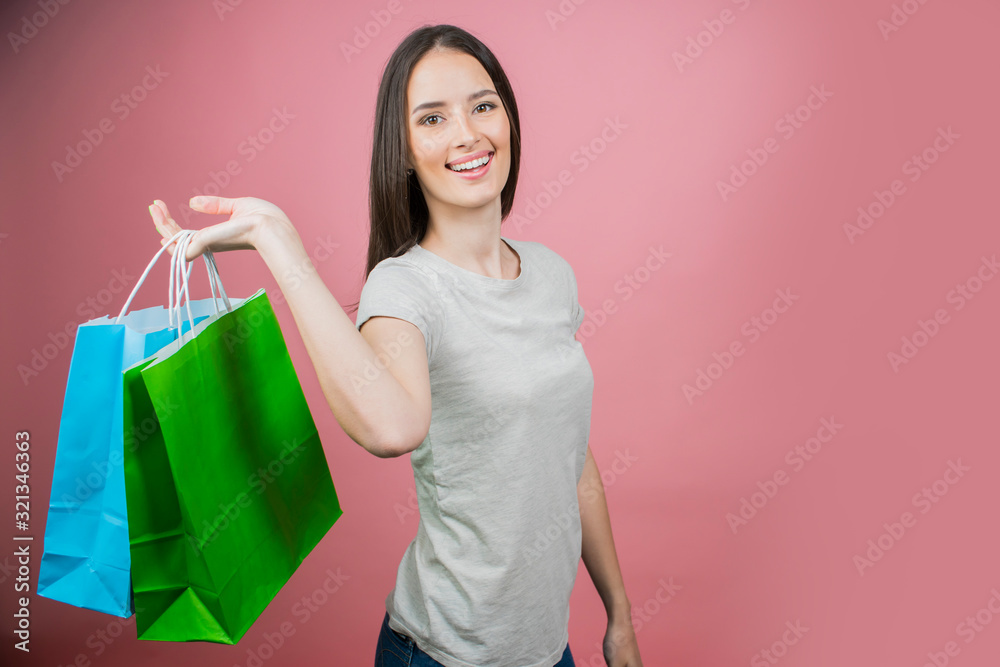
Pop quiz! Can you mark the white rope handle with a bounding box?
[116,230,187,324]
[173,233,198,342]
[114,229,231,329]
[169,230,233,344]
[167,232,194,328]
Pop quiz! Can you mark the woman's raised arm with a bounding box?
[150,196,431,459]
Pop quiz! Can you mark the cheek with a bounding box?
[492,118,511,150]
[413,134,445,164]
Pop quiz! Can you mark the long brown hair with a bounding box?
[343,24,522,314]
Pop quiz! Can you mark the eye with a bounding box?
[418,102,497,127]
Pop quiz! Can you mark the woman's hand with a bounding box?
[149,196,295,261]
[603,615,643,666]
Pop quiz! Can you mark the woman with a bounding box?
[150,23,642,667]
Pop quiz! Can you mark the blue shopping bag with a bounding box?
[38,234,231,617]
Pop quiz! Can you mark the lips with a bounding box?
[446,150,493,171]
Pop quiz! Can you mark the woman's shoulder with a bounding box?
[506,237,575,278]
[360,254,439,305]
[367,246,434,282]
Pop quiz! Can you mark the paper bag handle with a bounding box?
[169,230,233,344]
[114,229,231,326]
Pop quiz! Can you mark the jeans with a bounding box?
[375,612,575,667]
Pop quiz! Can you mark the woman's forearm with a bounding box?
[578,444,632,622]
[253,220,422,458]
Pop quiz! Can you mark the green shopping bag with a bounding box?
[122,285,343,644]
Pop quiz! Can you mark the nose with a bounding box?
[452,113,479,149]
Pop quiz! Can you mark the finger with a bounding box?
[151,199,168,224]
[150,201,170,235]
[150,207,167,238]
[152,200,180,233]
[150,202,180,257]
[155,223,203,262]
[180,229,199,261]
[153,200,193,257]
[189,195,239,216]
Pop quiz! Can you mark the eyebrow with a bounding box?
[410,89,499,117]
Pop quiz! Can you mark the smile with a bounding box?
[447,152,493,172]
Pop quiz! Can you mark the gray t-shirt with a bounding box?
[355,236,594,667]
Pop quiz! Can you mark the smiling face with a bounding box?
[406,48,511,218]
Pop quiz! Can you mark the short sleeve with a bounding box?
[569,264,584,334]
[356,261,437,361]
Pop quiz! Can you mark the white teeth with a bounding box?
[448,154,490,171]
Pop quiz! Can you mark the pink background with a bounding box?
[2,0,999,665]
